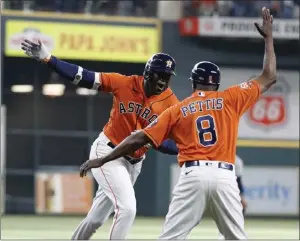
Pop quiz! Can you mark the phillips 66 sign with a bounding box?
[248,76,289,126]
[248,75,289,127]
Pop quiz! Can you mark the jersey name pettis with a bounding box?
[180,98,224,117]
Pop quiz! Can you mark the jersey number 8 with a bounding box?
[196,115,217,147]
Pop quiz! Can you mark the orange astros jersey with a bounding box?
[97,72,179,158]
[143,80,262,166]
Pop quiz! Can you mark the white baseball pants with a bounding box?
[159,161,247,240]
[71,132,144,240]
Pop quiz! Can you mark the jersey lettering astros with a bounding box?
[97,72,179,158]
[143,80,262,166]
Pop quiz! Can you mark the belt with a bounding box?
[107,142,142,165]
[184,160,233,171]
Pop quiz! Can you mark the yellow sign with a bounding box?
[5,20,160,63]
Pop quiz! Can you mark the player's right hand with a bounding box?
[254,7,273,39]
[80,158,105,178]
[21,39,51,62]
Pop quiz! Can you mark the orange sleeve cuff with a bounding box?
[142,129,159,148]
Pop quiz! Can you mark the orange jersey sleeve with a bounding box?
[142,106,178,148]
[99,72,132,93]
[224,80,262,116]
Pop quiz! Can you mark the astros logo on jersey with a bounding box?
[119,101,158,123]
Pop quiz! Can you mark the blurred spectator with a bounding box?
[255,1,272,14]
[91,0,119,15]
[199,0,218,16]
[53,0,86,13]
[32,0,85,13]
[2,0,299,18]
[5,0,23,10]
[118,0,146,16]
[182,1,198,16]
[132,0,147,16]
[280,1,294,18]
[216,1,233,16]
[3,0,149,17]
[230,0,258,17]
[30,0,53,12]
[182,0,299,18]
[269,0,281,18]
[294,0,300,18]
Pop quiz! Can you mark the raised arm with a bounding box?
[254,7,277,93]
[21,40,100,90]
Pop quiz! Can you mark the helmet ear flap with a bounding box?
[192,81,197,90]
[144,68,154,82]
[143,64,150,77]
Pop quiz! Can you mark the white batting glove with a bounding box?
[21,39,51,62]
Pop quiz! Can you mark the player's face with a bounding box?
[150,72,171,95]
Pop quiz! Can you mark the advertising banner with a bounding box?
[199,17,299,39]
[243,166,299,216]
[170,164,299,216]
[5,20,160,63]
[179,17,299,40]
[35,171,94,214]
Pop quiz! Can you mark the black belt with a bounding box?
[184,160,233,171]
[107,142,142,165]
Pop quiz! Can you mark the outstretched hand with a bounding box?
[254,7,273,39]
[21,39,51,62]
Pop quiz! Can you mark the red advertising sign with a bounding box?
[249,96,286,126]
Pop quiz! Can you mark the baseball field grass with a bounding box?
[1,215,299,239]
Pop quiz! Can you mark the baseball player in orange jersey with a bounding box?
[21,39,179,239]
[79,7,276,239]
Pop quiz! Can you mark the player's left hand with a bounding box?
[241,196,247,213]
[80,158,105,177]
